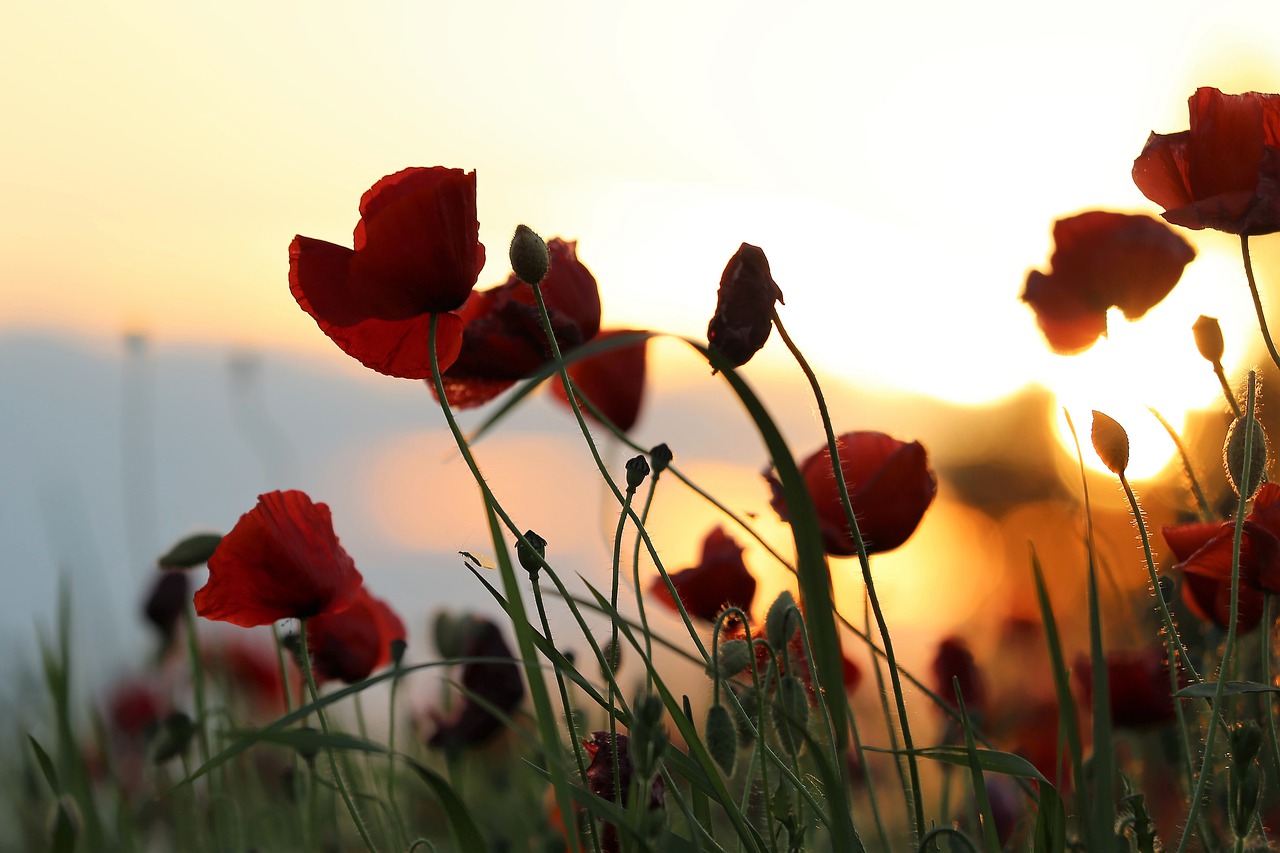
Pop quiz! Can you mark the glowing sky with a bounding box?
[5,0,1280,473]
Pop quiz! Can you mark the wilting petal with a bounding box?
[549,330,648,432]
[650,527,756,622]
[307,588,407,684]
[195,491,363,627]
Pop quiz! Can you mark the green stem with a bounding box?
[632,476,659,692]
[1216,365,1244,420]
[1266,594,1280,787]
[1176,370,1257,853]
[1241,236,1280,373]
[771,309,923,837]
[297,619,379,853]
[1148,407,1213,520]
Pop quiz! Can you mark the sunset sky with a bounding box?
[7,1,1280,691]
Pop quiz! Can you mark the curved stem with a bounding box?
[297,619,379,853]
[1177,370,1257,853]
[1242,235,1280,372]
[771,309,924,837]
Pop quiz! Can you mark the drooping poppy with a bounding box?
[707,243,784,368]
[767,431,937,557]
[650,527,756,623]
[427,618,525,753]
[932,636,985,714]
[1133,87,1280,236]
[548,329,648,431]
[195,490,363,628]
[1021,211,1195,354]
[433,238,602,407]
[1074,647,1177,729]
[306,587,406,684]
[289,167,485,378]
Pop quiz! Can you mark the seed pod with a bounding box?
[1225,416,1268,499]
[625,455,650,491]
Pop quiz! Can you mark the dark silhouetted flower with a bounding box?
[434,238,602,407]
[1021,212,1194,353]
[195,491,363,628]
[650,527,756,623]
[306,587,406,684]
[548,329,648,431]
[1133,88,1280,236]
[143,571,190,648]
[707,243,783,367]
[582,732,665,853]
[289,167,485,378]
[767,431,936,557]
[932,636,984,714]
[1075,647,1177,729]
[427,619,525,752]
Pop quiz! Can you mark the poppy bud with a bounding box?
[509,224,550,285]
[516,530,548,581]
[1193,315,1225,364]
[712,639,752,680]
[1091,410,1129,475]
[143,570,190,648]
[626,455,650,491]
[705,703,738,775]
[764,591,799,653]
[649,443,674,475]
[772,675,809,755]
[1225,416,1268,499]
[707,243,784,368]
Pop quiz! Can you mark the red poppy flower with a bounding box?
[306,587,406,684]
[548,329,648,431]
[651,527,756,623]
[767,431,937,557]
[707,243,784,368]
[427,618,525,752]
[583,732,665,853]
[1074,648,1177,729]
[1021,211,1195,354]
[289,167,485,378]
[203,635,301,714]
[1133,87,1280,236]
[717,608,861,699]
[1161,489,1280,633]
[107,680,169,740]
[932,636,984,714]
[434,238,601,407]
[195,490,363,628]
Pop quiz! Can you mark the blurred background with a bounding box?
[5,0,1280,722]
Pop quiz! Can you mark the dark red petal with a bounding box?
[932,636,984,712]
[195,491,363,627]
[1188,88,1270,202]
[1182,571,1264,632]
[549,330,648,432]
[349,168,484,316]
[292,245,464,378]
[289,236,364,326]
[707,243,784,367]
[428,620,524,751]
[1248,482,1280,536]
[1133,131,1194,213]
[307,589,406,684]
[1022,269,1110,353]
[650,527,756,622]
[1161,521,1222,562]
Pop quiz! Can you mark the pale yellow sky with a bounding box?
[5,0,1280,470]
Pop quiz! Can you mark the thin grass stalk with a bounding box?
[1266,594,1280,787]
[1148,407,1213,519]
[632,474,660,691]
[866,595,912,830]
[608,486,636,820]
[1176,370,1258,853]
[771,309,923,837]
[296,619,379,853]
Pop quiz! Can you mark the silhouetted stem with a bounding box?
[1242,236,1280,373]
[297,619,379,853]
[771,309,924,838]
[1177,370,1257,853]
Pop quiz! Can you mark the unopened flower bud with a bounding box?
[649,443,674,475]
[509,224,550,285]
[1225,416,1268,499]
[625,455,650,491]
[1091,410,1129,476]
[1193,315,1225,364]
[705,703,739,774]
[765,591,799,652]
[772,675,809,755]
[516,530,547,581]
